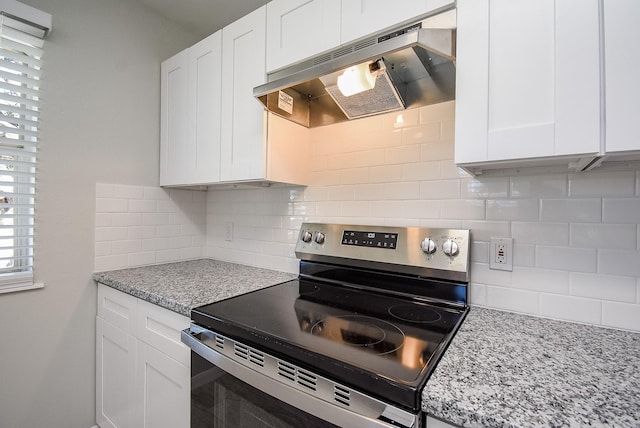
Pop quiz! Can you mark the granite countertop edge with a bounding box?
[422,306,640,428]
[93,258,297,318]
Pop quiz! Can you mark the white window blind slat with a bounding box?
[0,10,46,288]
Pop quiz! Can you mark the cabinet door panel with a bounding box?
[96,317,137,428]
[160,51,188,186]
[341,0,453,44]
[137,299,190,366]
[136,343,190,428]
[221,6,267,182]
[455,0,600,165]
[604,0,640,153]
[97,283,138,335]
[188,32,222,184]
[266,0,341,72]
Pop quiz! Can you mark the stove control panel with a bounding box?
[295,223,470,282]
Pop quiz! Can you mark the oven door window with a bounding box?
[192,352,338,428]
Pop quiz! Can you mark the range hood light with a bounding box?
[337,62,376,97]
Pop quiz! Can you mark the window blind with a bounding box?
[0,13,44,289]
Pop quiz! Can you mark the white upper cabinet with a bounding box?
[603,0,640,154]
[160,50,188,186]
[266,0,341,73]
[220,6,268,182]
[341,0,454,44]
[160,31,222,186]
[455,0,601,168]
[265,0,454,74]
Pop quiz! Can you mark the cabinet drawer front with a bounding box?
[137,299,191,366]
[97,284,138,335]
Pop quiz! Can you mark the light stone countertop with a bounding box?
[422,306,640,427]
[93,258,296,317]
[94,261,640,427]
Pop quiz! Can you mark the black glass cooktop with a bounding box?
[192,278,467,410]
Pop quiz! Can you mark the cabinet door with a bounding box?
[137,299,190,367]
[341,0,453,44]
[604,0,640,153]
[455,0,601,165]
[160,50,189,186]
[188,31,223,184]
[136,342,190,428]
[97,283,137,335]
[96,317,137,428]
[266,0,341,73]
[220,6,268,182]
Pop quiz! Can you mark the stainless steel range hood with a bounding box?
[254,13,456,128]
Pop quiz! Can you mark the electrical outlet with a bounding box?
[490,237,513,271]
[224,222,233,242]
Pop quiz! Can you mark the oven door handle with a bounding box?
[181,326,420,428]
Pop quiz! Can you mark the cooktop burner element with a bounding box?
[189,223,470,419]
[388,304,443,323]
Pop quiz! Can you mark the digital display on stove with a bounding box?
[341,230,398,249]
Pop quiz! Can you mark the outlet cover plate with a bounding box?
[490,237,513,271]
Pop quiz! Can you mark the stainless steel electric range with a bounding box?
[182,223,470,428]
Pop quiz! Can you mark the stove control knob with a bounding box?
[443,239,459,257]
[301,230,313,243]
[420,238,437,254]
[313,231,326,245]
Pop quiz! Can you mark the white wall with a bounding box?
[0,1,199,427]
[206,101,640,332]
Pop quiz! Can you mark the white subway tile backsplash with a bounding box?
[384,182,420,200]
[93,104,640,333]
[513,243,536,267]
[602,302,640,330]
[510,174,568,198]
[419,180,460,200]
[128,199,156,213]
[570,223,637,249]
[539,294,602,325]
[602,198,640,223]
[536,246,597,273]
[96,198,128,213]
[598,250,640,277]
[385,145,421,164]
[461,177,509,199]
[113,184,144,199]
[570,272,636,303]
[540,199,602,223]
[486,286,539,314]
[402,161,441,181]
[511,267,570,294]
[95,183,204,271]
[440,199,485,220]
[486,199,539,221]
[512,222,569,246]
[369,165,403,183]
[569,171,636,197]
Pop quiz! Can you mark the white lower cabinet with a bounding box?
[96,284,191,428]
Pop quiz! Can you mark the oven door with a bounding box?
[182,324,422,428]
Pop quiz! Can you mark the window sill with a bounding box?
[0,281,44,294]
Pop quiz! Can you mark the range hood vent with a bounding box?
[254,13,456,128]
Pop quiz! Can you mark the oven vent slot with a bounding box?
[334,385,351,406]
[277,361,296,382]
[249,349,265,367]
[214,335,224,349]
[234,343,249,360]
[276,362,317,391]
[297,368,317,391]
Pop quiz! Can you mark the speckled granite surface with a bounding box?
[423,306,640,427]
[93,259,296,317]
